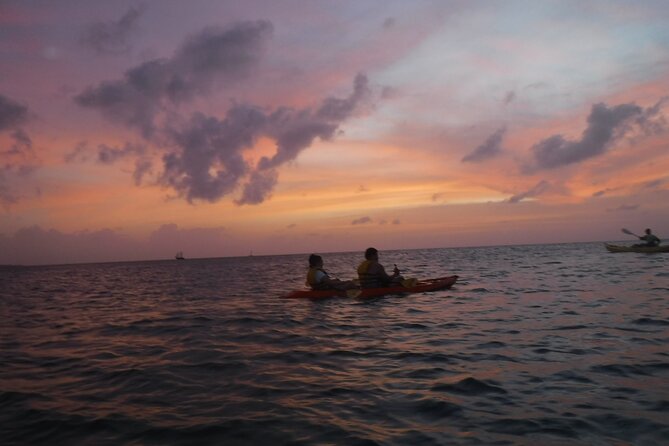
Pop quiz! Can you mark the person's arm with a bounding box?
[321,275,341,287]
[373,263,396,283]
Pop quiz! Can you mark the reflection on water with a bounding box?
[1,242,668,445]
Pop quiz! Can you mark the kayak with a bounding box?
[605,243,669,253]
[281,275,458,299]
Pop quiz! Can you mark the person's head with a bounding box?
[309,254,323,268]
[645,228,652,235]
[364,247,378,260]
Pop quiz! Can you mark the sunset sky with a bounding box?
[1,0,668,265]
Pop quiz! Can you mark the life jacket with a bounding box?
[306,267,329,290]
[357,260,384,289]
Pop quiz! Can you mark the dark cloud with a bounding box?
[162,114,252,202]
[383,17,396,30]
[64,141,91,163]
[98,142,151,186]
[508,180,550,203]
[592,188,612,198]
[77,22,369,205]
[6,129,32,159]
[526,101,667,171]
[65,141,150,185]
[76,20,273,137]
[0,95,37,206]
[462,126,506,163]
[234,74,370,204]
[607,204,639,212]
[352,216,372,225]
[0,94,29,130]
[236,169,278,205]
[317,73,371,121]
[151,74,368,204]
[80,5,146,55]
[133,159,152,185]
[257,73,370,170]
[160,110,256,202]
[643,177,667,189]
[97,142,146,164]
[503,91,515,106]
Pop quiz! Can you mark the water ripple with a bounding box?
[2,243,668,445]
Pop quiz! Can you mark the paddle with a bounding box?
[621,228,641,238]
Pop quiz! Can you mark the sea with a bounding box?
[1,242,668,445]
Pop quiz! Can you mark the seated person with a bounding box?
[635,228,661,247]
[306,254,358,290]
[357,247,402,288]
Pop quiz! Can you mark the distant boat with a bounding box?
[175,251,185,260]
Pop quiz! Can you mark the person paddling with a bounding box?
[357,247,402,289]
[306,254,358,291]
[635,228,661,248]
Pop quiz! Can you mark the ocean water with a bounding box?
[1,242,668,445]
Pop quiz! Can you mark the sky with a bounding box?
[1,0,668,265]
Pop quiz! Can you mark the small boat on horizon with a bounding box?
[175,251,185,260]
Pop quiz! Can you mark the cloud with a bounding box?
[133,159,152,185]
[508,180,551,203]
[0,94,29,130]
[64,141,91,163]
[643,177,667,190]
[257,73,371,170]
[65,141,150,184]
[0,94,37,206]
[352,216,372,225]
[592,188,613,197]
[503,91,515,106]
[98,142,146,164]
[159,106,263,202]
[77,20,370,205]
[526,100,668,171]
[236,169,278,205]
[607,204,639,212]
[158,74,369,203]
[80,5,146,55]
[462,126,506,163]
[76,20,273,137]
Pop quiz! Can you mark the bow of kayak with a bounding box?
[281,275,458,299]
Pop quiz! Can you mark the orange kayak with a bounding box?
[281,275,458,299]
